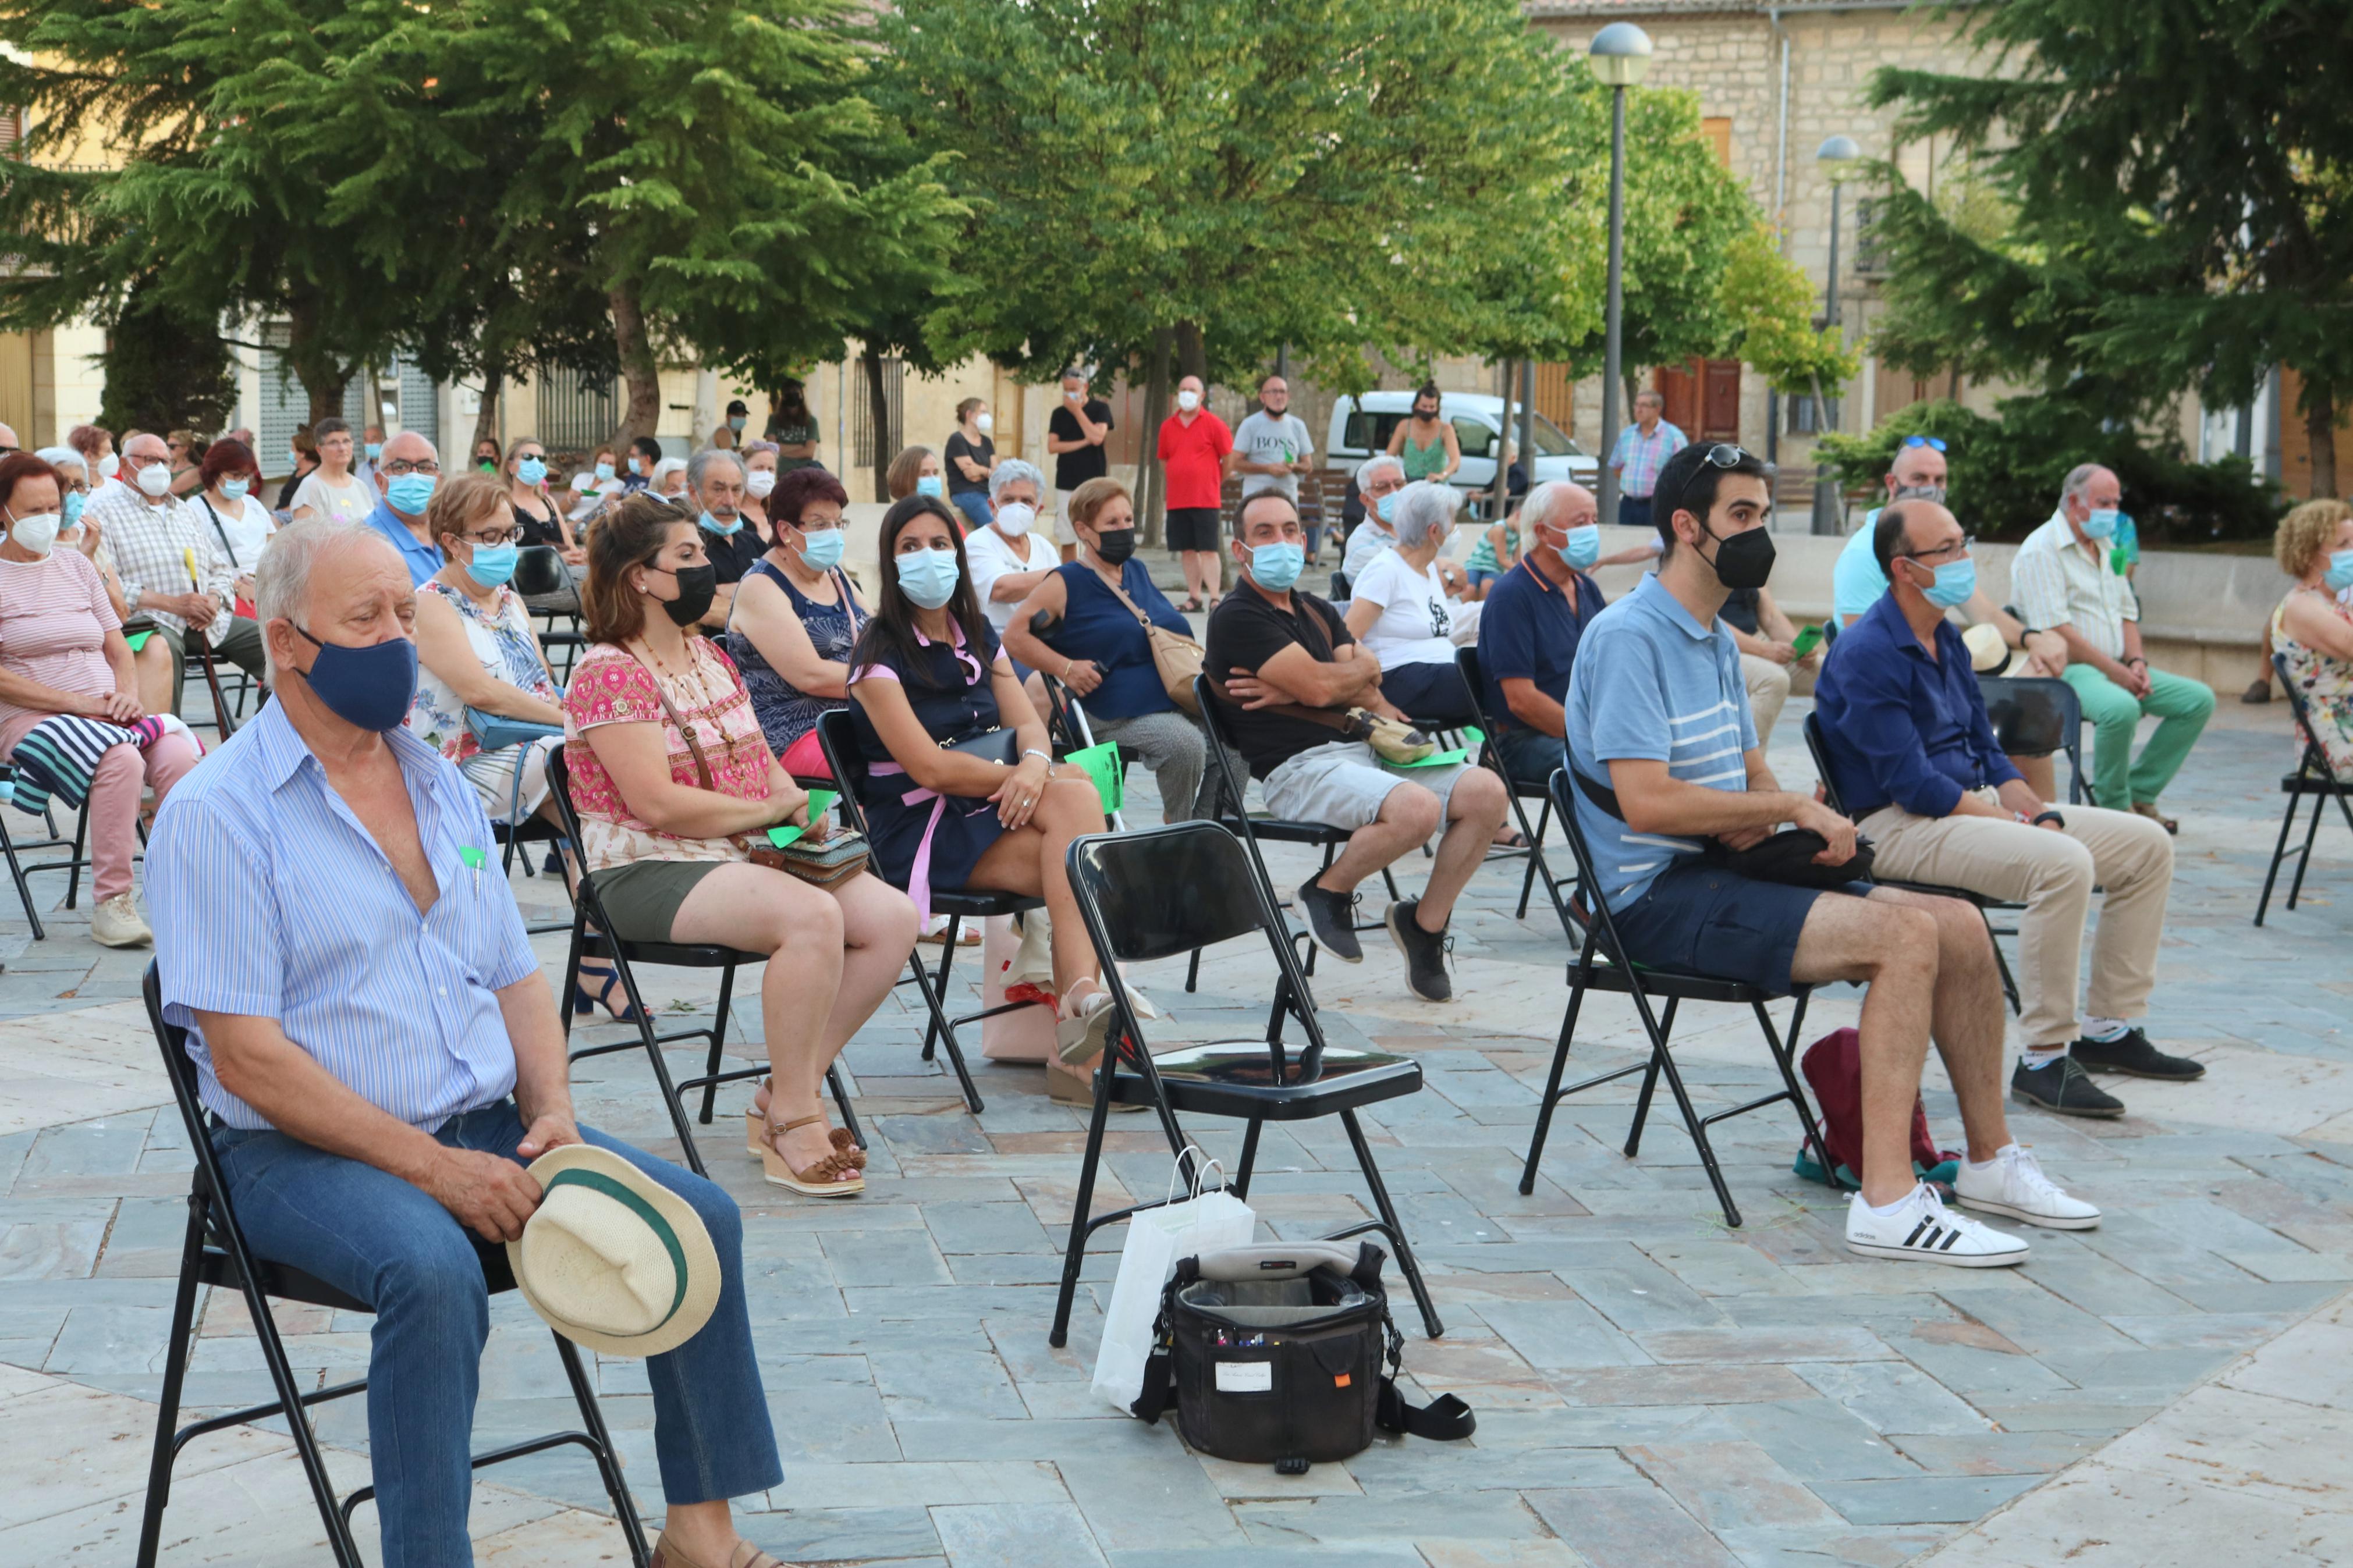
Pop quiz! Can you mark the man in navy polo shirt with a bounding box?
[1564,442,2049,1267]
[1816,499,2188,1135]
[1475,481,1607,788]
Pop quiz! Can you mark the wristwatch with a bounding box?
[2031,810,2066,829]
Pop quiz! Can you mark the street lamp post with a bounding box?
[1591,22,1652,530]
[1812,134,1861,535]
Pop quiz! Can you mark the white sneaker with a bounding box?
[1954,1144,2101,1230]
[1846,1183,2029,1267]
[90,892,152,948]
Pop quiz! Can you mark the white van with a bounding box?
[1325,390,1599,497]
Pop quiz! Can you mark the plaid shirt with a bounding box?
[87,485,236,644]
[1607,419,1688,500]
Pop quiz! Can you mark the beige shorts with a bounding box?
[1053,489,1080,546]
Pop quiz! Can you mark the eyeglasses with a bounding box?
[464,527,521,546]
[381,460,441,477]
[1900,533,1976,564]
[1901,435,1948,452]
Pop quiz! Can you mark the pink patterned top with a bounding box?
[562,639,778,872]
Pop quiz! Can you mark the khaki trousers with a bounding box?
[1858,792,2174,1047]
[1741,653,1791,748]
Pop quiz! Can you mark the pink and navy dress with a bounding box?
[847,618,1010,919]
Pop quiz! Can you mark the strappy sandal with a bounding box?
[571,965,643,1024]
[757,1111,865,1197]
[744,1079,865,1168]
[650,1533,788,1568]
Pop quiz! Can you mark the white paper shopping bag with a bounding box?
[1092,1151,1257,1411]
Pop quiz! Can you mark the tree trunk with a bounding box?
[285,293,354,427]
[1174,319,1208,388]
[1135,328,1174,547]
[471,364,505,463]
[860,346,893,503]
[2305,383,2338,497]
[1622,372,1641,425]
[609,282,661,450]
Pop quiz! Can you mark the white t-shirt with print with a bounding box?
[1347,547,1456,670]
[290,471,375,527]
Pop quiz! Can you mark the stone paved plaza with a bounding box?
[3,692,2352,1565]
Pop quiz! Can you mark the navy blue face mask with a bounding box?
[295,625,419,732]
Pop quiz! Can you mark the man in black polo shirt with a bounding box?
[684,447,764,631]
[1205,491,1510,1002]
[1046,366,1113,563]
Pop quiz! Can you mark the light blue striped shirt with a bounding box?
[150,699,540,1131]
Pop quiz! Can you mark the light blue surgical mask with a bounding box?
[219,478,249,502]
[1375,492,1399,525]
[1562,524,1600,570]
[386,473,436,515]
[2082,507,2118,540]
[516,457,547,487]
[896,546,961,610]
[1249,541,1305,591]
[465,543,520,589]
[61,491,86,531]
[915,474,945,499]
[1917,556,1977,608]
[594,460,615,482]
[2326,549,2353,593]
[798,527,846,571]
[364,442,382,462]
[701,509,741,538]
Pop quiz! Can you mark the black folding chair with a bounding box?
[1802,713,2022,1015]
[1980,674,2088,805]
[0,763,93,938]
[135,965,650,1568]
[1048,822,1442,1347]
[517,545,588,683]
[1455,646,1576,936]
[1192,673,1398,990]
[545,744,861,1175]
[817,707,1029,1114]
[1518,771,1833,1229]
[2257,650,2353,924]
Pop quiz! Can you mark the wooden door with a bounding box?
[1701,360,1742,442]
[1653,361,1699,436]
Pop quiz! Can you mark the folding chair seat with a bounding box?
[1518,772,1833,1229]
[1979,674,2088,805]
[818,708,1031,1114]
[1454,646,1576,935]
[1048,821,1442,1349]
[1190,674,1397,989]
[1802,713,2023,1015]
[135,965,650,1568]
[2256,650,2353,925]
[545,744,861,1175]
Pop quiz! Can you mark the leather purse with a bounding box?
[1570,768,1873,889]
[945,726,1021,767]
[1099,576,1206,714]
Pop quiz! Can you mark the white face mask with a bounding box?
[746,468,776,499]
[136,463,173,498]
[975,413,994,435]
[994,501,1036,538]
[8,511,61,557]
[97,453,121,481]
[1176,389,1202,413]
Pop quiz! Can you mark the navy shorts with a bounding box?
[1607,859,1875,996]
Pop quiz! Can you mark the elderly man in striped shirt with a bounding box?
[148,522,789,1568]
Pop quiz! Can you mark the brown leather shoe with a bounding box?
[650,1533,791,1568]
[2129,800,2178,835]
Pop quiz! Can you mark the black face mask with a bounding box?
[1702,524,1776,592]
[1092,528,1137,567]
[650,563,718,625]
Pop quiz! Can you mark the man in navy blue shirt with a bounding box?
[1476,482,1607,788]
[1816,500,2195,1129]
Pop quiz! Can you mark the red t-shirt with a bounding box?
[1157,410,1233,511]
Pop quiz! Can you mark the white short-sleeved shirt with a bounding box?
[289,471,375,528]
[1347,547,1457,670]
[194,493,276,574]
[964,521,1060,632]
[2008,509,2137,660]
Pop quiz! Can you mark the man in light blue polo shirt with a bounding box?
[363,429,446,587]
[1561,442,2040,1268]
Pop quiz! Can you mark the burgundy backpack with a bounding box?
[1798,1027,1955,1188]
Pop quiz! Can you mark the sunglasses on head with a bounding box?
[1699,442,1752,469]
[1901,435,1947,451]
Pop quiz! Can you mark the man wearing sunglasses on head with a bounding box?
[1566,441,2063,1266]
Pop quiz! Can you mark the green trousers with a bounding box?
[2061,662,2214,809]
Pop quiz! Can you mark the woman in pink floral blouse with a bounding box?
[564,495,918,1197]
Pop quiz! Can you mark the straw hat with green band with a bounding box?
[506,1144,722,1358]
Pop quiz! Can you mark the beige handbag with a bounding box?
[1101,576,1206,714]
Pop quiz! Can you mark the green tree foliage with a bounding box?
[1716,223,1861,397]
[95,275,238,440]
[1866,0,2353,495]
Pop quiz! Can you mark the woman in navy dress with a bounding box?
[848,496,1154,1080]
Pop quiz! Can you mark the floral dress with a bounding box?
[562,639,778,873]
[2274,591,2353,778]
[407,581,560,819]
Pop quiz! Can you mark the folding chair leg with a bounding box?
[900,941,986,1114]
[1184,945,1202,993]
[1623,997,1678,1158]
[0,814,45,940]
[1754,995,1833,1185]
[827,1062,865,1150]
[610,960,707,1175]
[1050,1063,1118,1349]
[1986,912,2021,1015]
[2256,784,2304,925]
[2286,790,2330,911]
[242,1260,367,1566]
[66,797,88,910]
[1233,1119,1264,1200]
[921,917,960,1061]
[136,1199,208,1568]
[1517,973,1591,1194]
[1336,1108,1442,1339]
[1514,795,1554,921]
[551,1331,653,1566]
[695,963,739,1126]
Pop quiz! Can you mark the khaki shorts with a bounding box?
[1260,739,1470,841]
[1052,489,1080,546]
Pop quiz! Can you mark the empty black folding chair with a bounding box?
[1048,821,1442,1346]
[1191,673,1397,989]
[1802,713,2022,1015]
[136,965,650,1568]
[1518,771,1833,1229]
[1454,646,1576,935]
[545,744,861,1175]
[2257,650,2353,924]
[818,707,1030,1114]
[1979,674,2088,806]
[517,545,588,682]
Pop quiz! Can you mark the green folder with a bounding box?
[1394,726,1481,769]
[767,787,840,849]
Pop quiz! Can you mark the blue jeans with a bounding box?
[1616,493,1653,534]
[1490,726,1562,792]
[213,1101,781,1567]
[949,490,993,532]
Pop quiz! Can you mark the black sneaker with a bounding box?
[1386,898,1453,1002]
[1296,877,1363,963]
[2071,1029,2205,1081]
[2010,1057,2125,1119]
